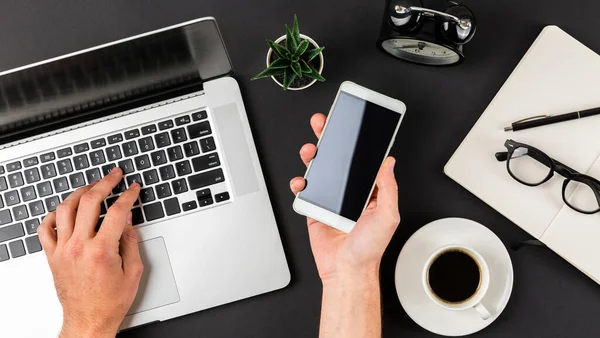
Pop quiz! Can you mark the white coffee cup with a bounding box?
[422,245,491,320]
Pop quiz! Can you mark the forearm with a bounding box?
[320,274,382,338]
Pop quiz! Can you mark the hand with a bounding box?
[37,167,144,338]
[290,113,401,283]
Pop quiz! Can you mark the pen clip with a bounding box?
[513,114,552,124]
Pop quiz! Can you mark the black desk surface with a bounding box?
[2,0,600,337]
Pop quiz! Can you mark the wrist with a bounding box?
[321,261,380,287]
[60,318,119,338]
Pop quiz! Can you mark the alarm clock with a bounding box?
[377,0,477,66]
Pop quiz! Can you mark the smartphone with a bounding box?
[293,81,406,233]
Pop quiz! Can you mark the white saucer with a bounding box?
[395,218,513,337]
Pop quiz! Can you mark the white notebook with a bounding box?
[444,26,600,283]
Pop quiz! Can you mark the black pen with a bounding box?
[504,107,600,132]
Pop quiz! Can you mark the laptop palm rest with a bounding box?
[127,237,180,316]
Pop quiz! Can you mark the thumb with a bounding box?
[374,157,400,227]
[120,221,144,280]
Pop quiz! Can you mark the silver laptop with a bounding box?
[0,17,290,337]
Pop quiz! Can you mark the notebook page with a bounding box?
[541,155,600,280]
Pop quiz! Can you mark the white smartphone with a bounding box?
[293,81,406,233]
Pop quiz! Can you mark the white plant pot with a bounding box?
[266,34,325,91]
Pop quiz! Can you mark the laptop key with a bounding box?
[61,192,72,201]
[118,159,135,174]
[131,208,144,226]
[171,179,188,194]
[69,173,85,188]
[40,152,56,163]
[24,168,41,184]
[0,210,12,226]
[175,161,192,177]
[158,120,174,130]
[106,196,119,209]
[196,188,211,200]
[125,129,140,140]
[57,147,73,158]
[74,143,89,154]
[9,240,26,258]
[0,196,3,208]
[0,223,24,243]
[150,150,167,166]
[23,157,38,167]
[29,201,45,216]
[155,183,171,199]
[90,150,106,166]
[7,161,21,172]
[25,236,42,253]
[164,197,181,216]
[122,141,139,157]
[0,244,9,262]
[0,166,3,174]
[198,195,214,207]
[167,146,183,162]
[140,188,155,203]
[57,159,74,175]
[171,128,187,144]
[191,111,207,121]
[25,219,41,235]
[188,169,225,190]
[139,137,155,152]
[141,124,157,135]
[8,172,24,188]
[106,146,122,161]
[200,137,216,152]
[102,163,116,176]
[187,121,212,139]
[100,202,107,216]
[143,202,164,221]
[5,190,20,206]
[37,181,53,197]
[45,196,60,212]
[85,168,102,184]
[192,153,220,172]
[91,138,106,149]
[53,177,69,193]
[73,154,90,170]
[159,165,176,181]
[126,174,143,187]
[21,186,36,202]
[142,170,158,186]
[215,192,230,203]
[134,155,151,171]
[181,201,197,211]
[183,141,200,157]
[108,133,123,144]
[41,163,57,179]
[0,177,7,191]
[155,132,171,148]
[175,115,191,126]
[13,205,28,221]
[112,180,127,195]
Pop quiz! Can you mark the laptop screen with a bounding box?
[0,18,232,146]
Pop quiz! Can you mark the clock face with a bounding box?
[381,38,461,65]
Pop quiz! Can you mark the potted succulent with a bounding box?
[251,15,325,91]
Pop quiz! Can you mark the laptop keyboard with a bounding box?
[0,109,231,262]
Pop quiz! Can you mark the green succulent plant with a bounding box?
[251,15,325,90]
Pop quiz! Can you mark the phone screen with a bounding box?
[298,91,402,222]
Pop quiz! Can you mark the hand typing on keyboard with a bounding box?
[289,113,401,338]
[37,167,143,338]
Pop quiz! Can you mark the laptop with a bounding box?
[0,17,290,337]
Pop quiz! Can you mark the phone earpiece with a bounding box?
[438,2,476,44]
[389,0,424,30]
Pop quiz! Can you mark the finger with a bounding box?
[374,157,401,226]
[290,177,306,195]
[120,224,144,280]
[97,183,141,243]
[300,143,317,167]
[74,167,123,238]
[310,113,327,139]
[37,212,57,256]
[55,184,93,245]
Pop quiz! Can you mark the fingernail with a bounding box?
[126,212,132,225]
[389,158,396,172]
[89,181,98,186]
[110,167,120,174]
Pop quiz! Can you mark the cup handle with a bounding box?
[474,302,491,320]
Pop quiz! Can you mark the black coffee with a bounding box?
[428,250,481,303]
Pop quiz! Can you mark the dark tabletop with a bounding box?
[2,0,600,337]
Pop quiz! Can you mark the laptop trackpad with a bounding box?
[127,237,180,315]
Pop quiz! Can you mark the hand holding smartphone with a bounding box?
[293,81,406,233]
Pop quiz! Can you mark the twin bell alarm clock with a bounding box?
[377,0,477,66]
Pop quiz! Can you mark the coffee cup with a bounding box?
[422,245,491,320]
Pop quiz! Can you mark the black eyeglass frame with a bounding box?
[495,139,600,215]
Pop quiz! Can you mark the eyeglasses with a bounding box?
[495,139,600,214]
